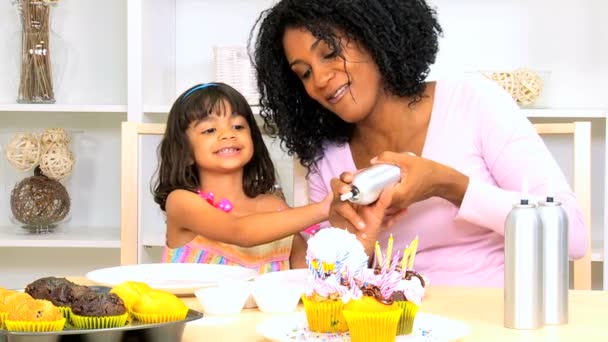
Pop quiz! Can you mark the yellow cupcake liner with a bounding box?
[4,318,66,332]
[0,311,8,329]
[71,312,128,329]
[343,307,402,342]
[58,306,71,323]
[301,295,348,333]
[396,300,419,335]
[131,307,188,324]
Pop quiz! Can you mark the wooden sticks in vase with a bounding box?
[18,0,55,103]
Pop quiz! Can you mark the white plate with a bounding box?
[256,311,470,341]
[86,263,258,295]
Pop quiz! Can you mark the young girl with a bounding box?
[152,82,330,272]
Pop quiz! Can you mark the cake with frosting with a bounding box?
[302,227,368,333]
[373,235,425,336]
[343,243,404,342]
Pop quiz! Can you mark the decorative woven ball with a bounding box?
[486,71,520,101]
[10,172,70,228]
[39,144,75,180]
[513,68,543,106]
[4,132,40,172]
[40,128,70,150]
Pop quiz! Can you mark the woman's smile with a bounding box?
[327,83,350,104]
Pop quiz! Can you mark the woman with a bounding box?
[249,0,588,286]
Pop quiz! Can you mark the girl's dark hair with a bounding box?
[249,0,442,172]
[152,82,276,211]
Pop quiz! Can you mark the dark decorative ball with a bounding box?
[10,171,70,228]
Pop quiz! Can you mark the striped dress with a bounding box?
[161,191,293,274]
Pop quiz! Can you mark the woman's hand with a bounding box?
[329,170,408,231]
[372,151,469,209]
[328,175,395,255]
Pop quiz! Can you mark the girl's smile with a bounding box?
[214,146,242,157]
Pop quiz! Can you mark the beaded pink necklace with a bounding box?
[197,190,234,213]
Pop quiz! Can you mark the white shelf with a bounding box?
[144,104,261,115]
[142,235,165,248]
[523,108,606,118]
[0,104,127,113]
[0,225,120,248]
[143,105,171,114]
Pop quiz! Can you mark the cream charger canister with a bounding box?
[538,195,569,325]
[340,163,401,205]
[504,191,544,330]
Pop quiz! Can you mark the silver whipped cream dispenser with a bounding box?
[504,183,544,330]
[340,163,401,205]
[538,194,569,325]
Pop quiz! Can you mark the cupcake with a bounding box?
[25,277,75,300]
[131,290,188,323]
[70,291,128,329]
[344,257,403,342]
[48,283,94,322]
[390,236,425,335]
[4,299,65,332]
[0,290,32,329]
[302,227,368,333]
[110,281,152,313]
[0,288,13,328]
[24,277,80,321]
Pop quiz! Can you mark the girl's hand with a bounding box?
[318,191,333,218]
[372,151,469,209]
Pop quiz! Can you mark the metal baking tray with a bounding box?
[0,309,203,342]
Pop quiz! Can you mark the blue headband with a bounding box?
[181,83,218,103]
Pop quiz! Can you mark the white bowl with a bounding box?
[251,269,310,313]
[194,280,250,315]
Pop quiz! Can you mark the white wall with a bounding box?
[430,0,608,108]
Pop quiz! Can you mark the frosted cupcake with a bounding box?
[392,269,426,335]
[391,236,425,335]
[344,252,403,342]
[302,227,368,333]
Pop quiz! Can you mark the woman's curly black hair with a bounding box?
[249,0,442,173]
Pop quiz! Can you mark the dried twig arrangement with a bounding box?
[16,0,57,103]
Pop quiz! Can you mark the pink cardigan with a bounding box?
[308,78,588,287]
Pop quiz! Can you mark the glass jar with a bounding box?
[15,0,58,104]
[2,128,77,233]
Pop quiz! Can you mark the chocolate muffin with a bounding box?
[49,283,93,307]
[71,292,127,317]
[25,277,76,301]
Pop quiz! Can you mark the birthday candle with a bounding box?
[375,241,383,268]
[407,236,419,270]
[386,234,394,268]
[400,244,411,270]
